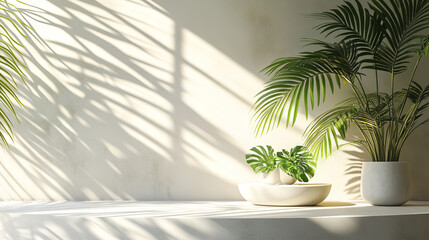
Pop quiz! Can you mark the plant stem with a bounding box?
[390,70,395,116]
[386,57,423,161]
[374,60,380,106]
[398,56,422,116]
[387,69,396,161]
[355,75,370,111]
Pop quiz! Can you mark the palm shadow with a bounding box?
[0,0,251,200]
[342,129,370,199]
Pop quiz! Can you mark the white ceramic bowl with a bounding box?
[238,183,331,206]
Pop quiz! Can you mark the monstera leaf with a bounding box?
[277,146,316,182]
[245,145,277,174]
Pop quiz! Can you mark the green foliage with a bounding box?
[0,0,31,147]
[245,145,277,174]
[245,145,316,182]
[277,146,316,182]
[252,0,429,161]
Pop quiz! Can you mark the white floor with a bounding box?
[0,201,428,239]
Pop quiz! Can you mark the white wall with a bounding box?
[0,0,427,200]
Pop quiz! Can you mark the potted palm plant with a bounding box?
[252,0,429,205]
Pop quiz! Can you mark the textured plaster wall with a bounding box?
[0,0,427,200]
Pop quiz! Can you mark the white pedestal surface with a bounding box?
[0,201,428,240]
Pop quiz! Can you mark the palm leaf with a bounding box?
[251,41,363,135]
[392,82,429,157]
[370,0,429,74]
[313,0,386,68]
[303,105,357,159]
[0,0,30,146]
[252,0,429,163]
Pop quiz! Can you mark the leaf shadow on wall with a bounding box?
[0,0,251,200]
[342,146,367,199]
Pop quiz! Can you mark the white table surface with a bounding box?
[0,200,427,219]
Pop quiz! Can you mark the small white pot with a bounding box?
[260,169,280,185]
[258,169,297,185]
[361,161,410,206]
[279,170,297,185]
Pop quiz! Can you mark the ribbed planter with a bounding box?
[361,161,410,206]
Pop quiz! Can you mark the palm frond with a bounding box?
[0,0,30,146]
[251,41,363,135]
[370,0,429,74]
[313,0,386,67]
[303,105,357,159]
[252,0,429,163]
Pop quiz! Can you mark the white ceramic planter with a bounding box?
[238,183,331,206]
[259,169,297,185]
[261,169,280,185]
[279,170,297,185]
[361,161,410,206]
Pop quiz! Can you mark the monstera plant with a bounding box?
[277,145,316,182]
[245,145,316,184]
[0,0,31,146]
[252,0,429,162]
